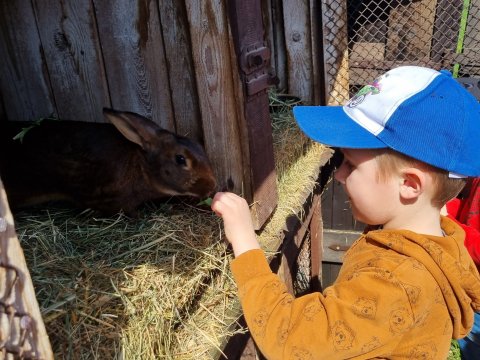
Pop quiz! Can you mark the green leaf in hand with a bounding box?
[197,197,213,206]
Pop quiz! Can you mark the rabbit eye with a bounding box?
[175,154,187,166]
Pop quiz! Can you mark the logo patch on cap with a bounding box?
[347,76,384,108]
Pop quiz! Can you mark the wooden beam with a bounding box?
[0,178,53,359]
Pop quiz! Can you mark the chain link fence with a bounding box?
[323,0,480,104]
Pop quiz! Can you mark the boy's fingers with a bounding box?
[211,192,231,216]
[211,192,249,217]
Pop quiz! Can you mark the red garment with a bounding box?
[446,178,480,267]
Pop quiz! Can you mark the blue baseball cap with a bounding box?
[293,66,480,177]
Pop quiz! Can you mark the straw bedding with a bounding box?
[13,92,329,359]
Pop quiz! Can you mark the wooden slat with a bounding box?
[321,177,365,232]
[0,178,54,359]
[322,229,360,263]
[243,95,278,229]
[93,0,174,129]
[321,230,361,288]
[309,192,323,291]
[335,179,365,231]
[278,193,317,293]
[263,0,287,91]
[282,0,313,104]
[157,0,202,141]
[322,150,354,230]
[320,0,350,105]
[0,0,55,121]
[322,263,342,288]
[185,0,244,194]
[32,0,108,122]
[309,0,323,105]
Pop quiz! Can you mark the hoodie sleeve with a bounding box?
[231,249,416,359]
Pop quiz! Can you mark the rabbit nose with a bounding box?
[194,175,217,197]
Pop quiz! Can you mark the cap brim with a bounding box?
[293,105,388,149]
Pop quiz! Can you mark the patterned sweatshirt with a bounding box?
[231,216,480,359]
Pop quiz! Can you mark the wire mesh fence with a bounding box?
[323,0,480,104]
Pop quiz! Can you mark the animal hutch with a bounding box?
[0,0,479,359]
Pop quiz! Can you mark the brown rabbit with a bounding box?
[0,108,217,216]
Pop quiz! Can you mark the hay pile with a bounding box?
[14,91,329,359]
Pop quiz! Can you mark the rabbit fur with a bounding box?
[0,108,217,216]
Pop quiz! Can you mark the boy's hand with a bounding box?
[211,192,260,257]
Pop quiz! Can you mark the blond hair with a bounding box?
[375,149,466,208]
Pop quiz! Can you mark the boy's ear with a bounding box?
[399,168,426,201]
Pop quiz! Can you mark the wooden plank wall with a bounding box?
[0,0,325,125]
[0,0,328,228]
[0,0,194,132]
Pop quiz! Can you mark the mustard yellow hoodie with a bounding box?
[231,217,480,359]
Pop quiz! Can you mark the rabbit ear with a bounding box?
[103,108,160,148]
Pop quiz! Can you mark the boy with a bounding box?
[211,66,480,359]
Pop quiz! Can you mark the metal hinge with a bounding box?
[240,42,271,75]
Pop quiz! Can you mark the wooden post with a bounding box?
[226,0,278,229]
[0,178,53,359]
[282,0,314,104]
